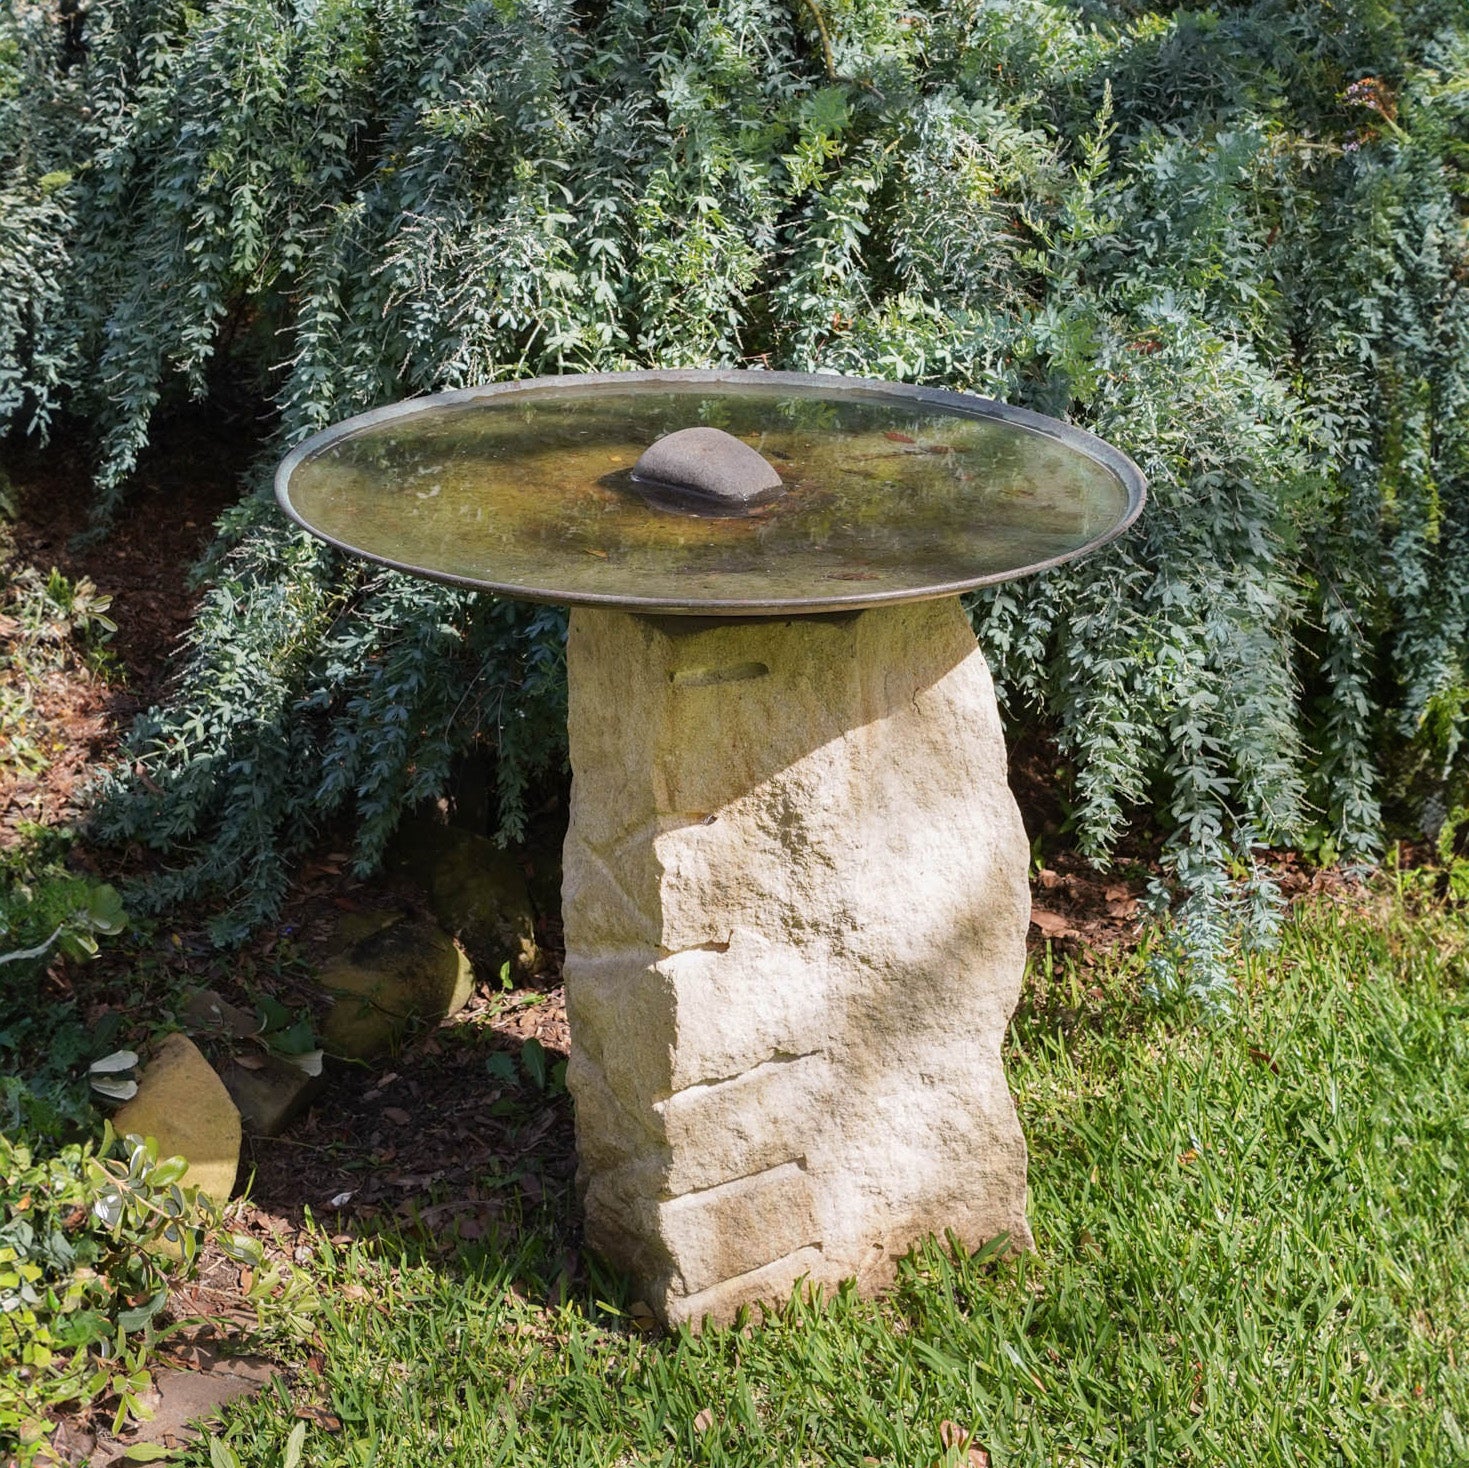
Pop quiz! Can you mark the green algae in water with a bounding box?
[279,376,1139,612]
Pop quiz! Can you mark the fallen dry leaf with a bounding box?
[382,1106,411,1126]
[937,1419,990,1467]
[1029,908,1076,939]
[294,1404,342,1431]
[693,1408,714,1434]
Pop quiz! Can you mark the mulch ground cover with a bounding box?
[1,413,253,839]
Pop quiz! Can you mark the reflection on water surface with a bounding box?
[281,377,1137,611]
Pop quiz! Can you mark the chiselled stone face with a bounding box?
[630,426,785,513]
[560,598,1033,1329]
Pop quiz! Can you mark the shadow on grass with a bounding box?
[236,1006,637,1319]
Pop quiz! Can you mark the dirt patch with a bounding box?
[243,987,575,1244]
[1,412,261,838]
[3,412,261,692]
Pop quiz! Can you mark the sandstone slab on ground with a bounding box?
[319,916,474,1059]
[392,819,540,979]
[333,907,405,946]
[180,987,258,1039]
[219,1054,320,1137]
[180,987,321,1134]
[562,598,1033,1329]
[113,1033,241,1204]
[87,1350,274,1466]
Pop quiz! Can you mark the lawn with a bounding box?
[194,878,1469,1467]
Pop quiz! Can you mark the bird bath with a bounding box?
[277,369,1145,1327]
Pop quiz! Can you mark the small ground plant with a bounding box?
[0,1131,219,1458]
[0,510,117,788]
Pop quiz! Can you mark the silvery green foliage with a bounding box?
[2,0,1466,990]
[0,2,81,438]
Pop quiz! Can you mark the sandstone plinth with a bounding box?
[562,597,1032,1329]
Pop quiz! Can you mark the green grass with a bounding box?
[202,888,1469,1466]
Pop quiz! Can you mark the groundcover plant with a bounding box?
[2,0,1467,993]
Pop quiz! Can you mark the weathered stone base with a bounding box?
[562,598,1032,1329]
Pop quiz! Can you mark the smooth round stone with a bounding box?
[631,426,784,510]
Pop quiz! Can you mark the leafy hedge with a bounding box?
[2,0,1467,992]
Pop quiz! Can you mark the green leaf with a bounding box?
[255,996,292,1033]
[148,1156,189,1188]
[92,1190,124,1230]
[123,1444,179,1462]
[485,1052,517,1085]
[117,1288,168,1333]
[84,884,127,935]
[90,1049,139,1074]
[520,1037,547,1090]
[58,931,100,961]
[282,1420,307,1468]
[218,1233,265,1267]
[52,1309,109,1349]
[208,1438,243,1468]
[272,1018,316,1056]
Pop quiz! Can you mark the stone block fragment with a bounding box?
[218,1055,320,1137]
[319,917,473,1059]
[657,1161,819,1297]
[655,1054,827,1197]
[180,988,258,1040]
[180,987,321,1135]
[114,1033,241,1204]
[562,598,1032,1328]
[391,819,541,979]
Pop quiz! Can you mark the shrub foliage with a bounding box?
[2,0,1467,988]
